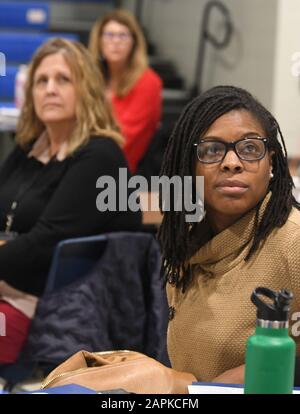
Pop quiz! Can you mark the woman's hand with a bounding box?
[212,364,245,384]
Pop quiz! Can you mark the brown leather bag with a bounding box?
[41,350,196,394]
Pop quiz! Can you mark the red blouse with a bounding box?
[111,68,162,173]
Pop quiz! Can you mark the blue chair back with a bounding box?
[0,2,49,30]
[45,235,108,293]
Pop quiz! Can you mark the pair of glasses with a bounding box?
[194,137,268,164]
[101,31,132,42]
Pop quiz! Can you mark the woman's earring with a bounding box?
[270,171,274,179]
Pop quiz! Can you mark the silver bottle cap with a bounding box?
[257,319,289,329]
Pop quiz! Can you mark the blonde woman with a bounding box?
[89,9,162,173]
[0,38,141,363]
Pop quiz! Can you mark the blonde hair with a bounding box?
[89,9,148,97]
[16,37,123,155]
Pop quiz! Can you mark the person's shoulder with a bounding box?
[72,136,126,168]
[280,207,300,245]
[13,144,29,157]
[5,144,29,163]
[137,68,163,89]
[287,207,300,229]
[75,136,121,157]
[267,207,300,246]
[143,67,162,83]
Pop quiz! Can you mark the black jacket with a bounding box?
[23,232,169,367]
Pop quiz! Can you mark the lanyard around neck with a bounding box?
[5,167,44,234]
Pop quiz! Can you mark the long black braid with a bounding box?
[158,85,300,292]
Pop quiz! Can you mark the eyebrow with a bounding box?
[103,30,130,34]
[34,70,72,80]
[201,132,265,141]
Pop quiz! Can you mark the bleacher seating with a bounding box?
[0,2,79,107]
[0,1,49,30]
[0,32,79,104]
[0,32,78,64]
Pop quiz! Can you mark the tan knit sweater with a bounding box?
[167,197,300,381]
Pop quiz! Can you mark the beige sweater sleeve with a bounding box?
[287,228,300,311]
[287,227,300,355]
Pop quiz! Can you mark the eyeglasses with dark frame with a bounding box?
[193,136,268,164]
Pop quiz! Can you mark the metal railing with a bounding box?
[191,0,233,97]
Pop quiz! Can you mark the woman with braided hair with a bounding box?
[158,85,300,384]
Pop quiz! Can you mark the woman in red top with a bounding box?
[89,9,162,173]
